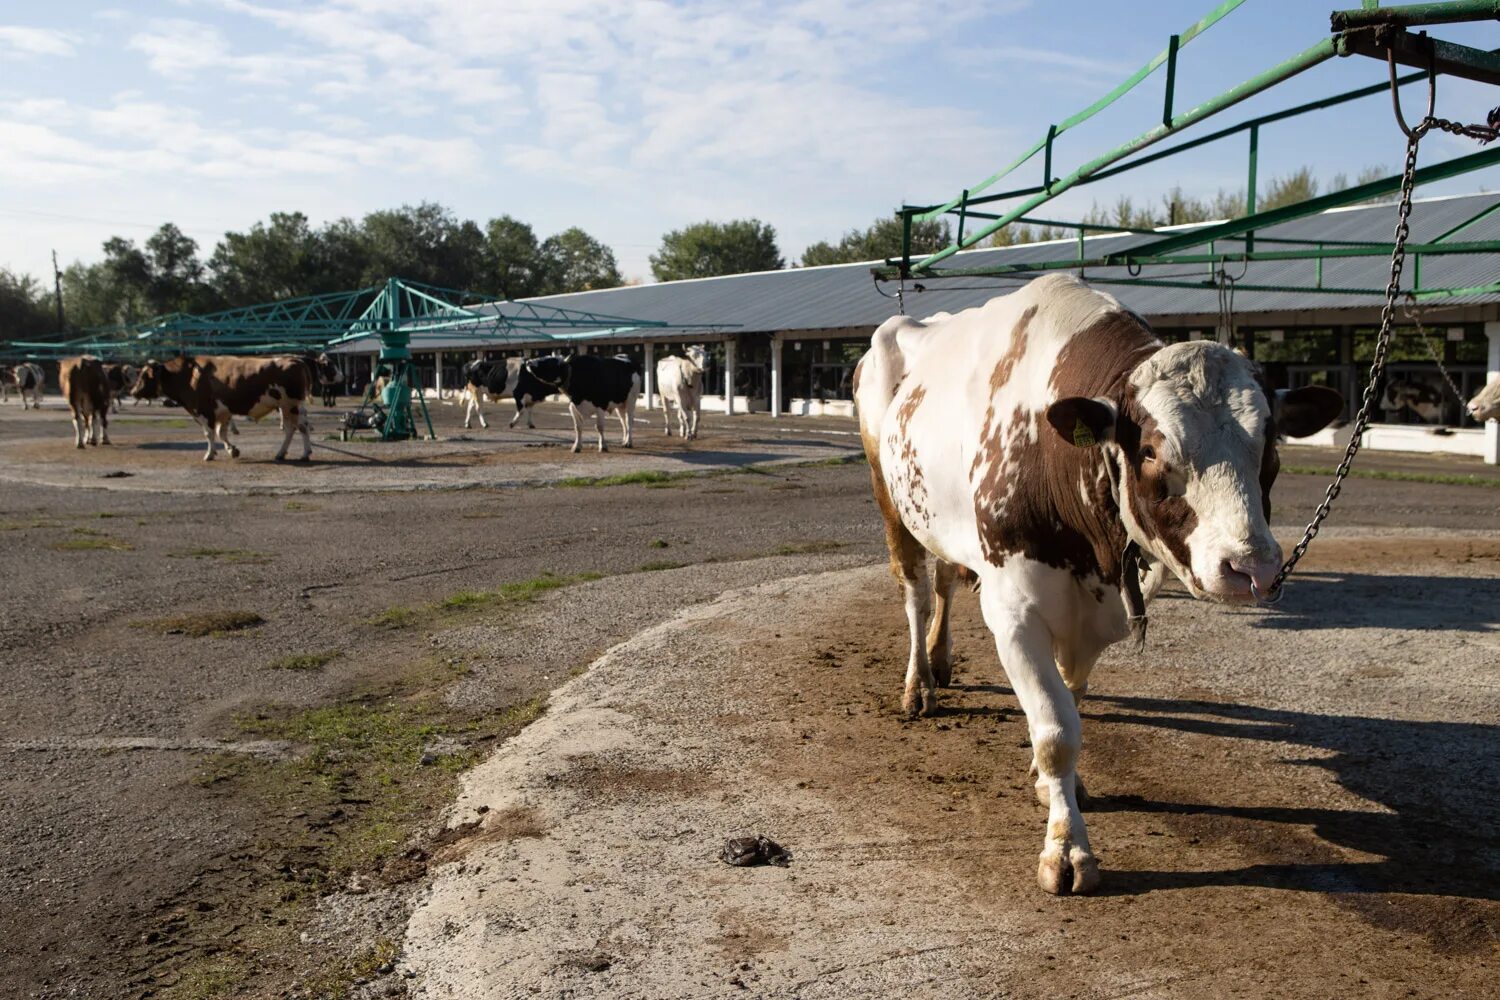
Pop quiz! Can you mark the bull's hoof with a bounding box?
[75,442,85,450]
[203,454,215,462]
[298,454,311,463]
[931,657,953,688]
[901,684,938,719]
[1038,846,1100,896]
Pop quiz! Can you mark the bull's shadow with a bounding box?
[1083,694,1500,900]
[1246,571,1499,633]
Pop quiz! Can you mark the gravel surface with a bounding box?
[0,396,1495,999]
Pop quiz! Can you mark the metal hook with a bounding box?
[1250,580,1285,606]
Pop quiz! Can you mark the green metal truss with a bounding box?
[2,277,706,362]
[877,0,1500,299]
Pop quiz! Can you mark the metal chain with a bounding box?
[1260,118,1428,602]
[1402,293,1470,417]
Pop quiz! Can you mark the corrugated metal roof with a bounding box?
[335,192,1500,352]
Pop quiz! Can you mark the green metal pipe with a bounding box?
[911,36,1340,269]
[1331,0,1500,30]
[1163,34,1180,127]
[1108,143,1500,260]
[1428,198,1500,241]
[917,0,1248,220]
[1246,125,1259,253]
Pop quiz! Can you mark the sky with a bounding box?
[3,0,1499,289]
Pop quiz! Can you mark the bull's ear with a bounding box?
[1046,396,1117,448]
[1275,385,1344,438]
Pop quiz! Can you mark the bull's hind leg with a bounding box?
[567,403,584,453]
[97,406,110,446]
[980,582,1098,895]
[70,407,86,449]
[295,406,312,460]
[927,559,959,687]
[864,458,937,718]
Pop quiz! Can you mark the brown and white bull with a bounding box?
[1468,377,1500,422]
[856,274,1342,895]
[129,355,314,461]
[59,356,111,448]
[656,345,706,439]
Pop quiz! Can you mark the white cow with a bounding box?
[856,274,1342,895]
[656,345,706,438]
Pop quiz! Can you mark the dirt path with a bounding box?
[402,534,1499,999]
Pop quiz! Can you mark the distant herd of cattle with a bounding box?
[0,346,709,461]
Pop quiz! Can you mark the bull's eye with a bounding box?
[1138,445,1157,464]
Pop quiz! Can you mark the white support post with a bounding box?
[643,342,655,410]
[770,335,783,419]
[1485,321,1500,465]
[433,350,443,400]
[723,338,736,416]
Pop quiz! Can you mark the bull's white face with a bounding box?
[1469,378,1500,422]
[1051,341,1342,604]
[1119,343,1281,603]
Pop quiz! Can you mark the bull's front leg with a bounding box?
[594,410,608,452]
[201,418,217,461]
[71,409,85,449]
[97,409,110,446]
[295,407,312,460]
[273,404,299,460]
[899,557,937,718]
[980,584,1098,895]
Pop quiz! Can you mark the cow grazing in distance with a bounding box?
[526,354,640,453]
[59,356,111,448]
[856,274,1342,895]
[130,355,314,461]
[656,345,706,439]
[1467,378,1500,422]
[460,357,551,430]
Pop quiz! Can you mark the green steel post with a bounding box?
[1246,125,1259,254]
[957,191,969,248]
[1163,34,1180,127]
[1044,124,1057,191]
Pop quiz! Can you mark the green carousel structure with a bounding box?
[3,277,698,441]
[876,1,1500,301]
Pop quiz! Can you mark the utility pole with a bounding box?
[51,250,65,333]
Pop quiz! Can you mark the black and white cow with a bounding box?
[526,354,640,453]
[2,362,44,408]
[460,357,552,430]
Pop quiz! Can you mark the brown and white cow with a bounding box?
[656,345,706,439]
[59,356,111,448]
[1468,377,1500,423]
[129,355,314,461]
[856,274,1342,895]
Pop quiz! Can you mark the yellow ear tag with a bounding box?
[1072,418,1096,447]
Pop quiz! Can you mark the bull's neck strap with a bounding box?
[1121,540,1148,653]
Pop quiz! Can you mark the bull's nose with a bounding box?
[1225,552,1282,600]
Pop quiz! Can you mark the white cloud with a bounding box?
[0,25,78,57]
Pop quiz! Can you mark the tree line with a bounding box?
[0,164,1386,341]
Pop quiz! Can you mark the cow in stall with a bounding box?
[525,354,640,453]
[59,356,111,448]
[130,355,314,461]
[1467,377,1500,422]
[1381,378,1445,424]
[459,357,551,430]
[656,345,706,439]
[857,274,1343,895]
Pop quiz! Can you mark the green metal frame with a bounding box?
[877,1,1500,300]
[2,276,715,362]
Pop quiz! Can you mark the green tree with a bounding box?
[209,212,322,304]
[144,223,211,313]
[649,219,783,281]
[537,227,622,294]
[358,202,488,290]
[0,268,55,340]
[484,215,545,299]
[799,216,952,266]
[1260,166,1319,211]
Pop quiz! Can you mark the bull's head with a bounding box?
[1469,378,1500,423]
[1047,341,1343,603]
[130,360,167,401]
